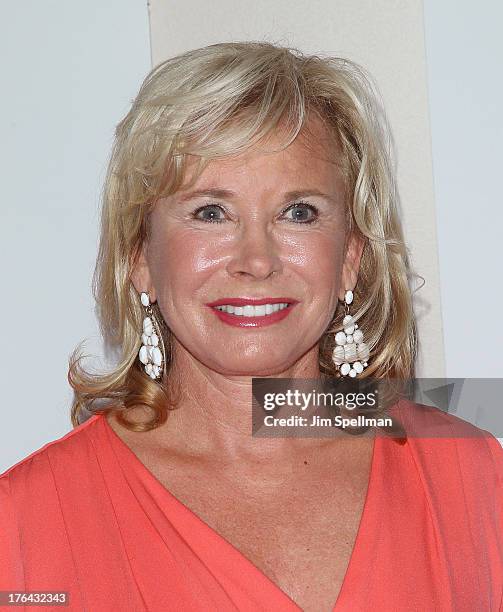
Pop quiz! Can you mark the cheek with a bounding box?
[148,229,215,304]
[289,232,345,330]
[289,232,345,285]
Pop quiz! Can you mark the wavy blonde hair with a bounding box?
[69,40,420,431]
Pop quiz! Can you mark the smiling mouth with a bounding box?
[207,300,298,327]
[212,303,292,317]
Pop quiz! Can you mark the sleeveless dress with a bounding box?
[1,399,502,611]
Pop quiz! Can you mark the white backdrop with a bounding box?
[0,1,151,471]
[1,1,501,472]
[423,0,503,378]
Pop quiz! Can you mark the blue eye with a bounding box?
[282,201,319,223]
[191,200,320,224]
[192,204,227,223]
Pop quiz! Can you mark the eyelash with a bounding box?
[190,201,320,224]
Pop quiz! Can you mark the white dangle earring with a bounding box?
[138,291,164,380]
[331,290,370,377]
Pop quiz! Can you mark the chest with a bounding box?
[129,442,374,611]
[197,486,367,611]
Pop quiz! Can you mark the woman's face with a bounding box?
[132,117,364,376]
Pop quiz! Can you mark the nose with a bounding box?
[226,221,283,280]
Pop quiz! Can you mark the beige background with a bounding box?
[148,0,446,378]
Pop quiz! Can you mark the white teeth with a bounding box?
[214,303,290,316]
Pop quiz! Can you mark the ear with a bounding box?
[338,232,366,301]
[130,241,157,302]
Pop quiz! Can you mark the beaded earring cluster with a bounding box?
[331,290,370,377]
[138,291,164,380]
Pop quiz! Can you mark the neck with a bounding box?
[128,339,338,463]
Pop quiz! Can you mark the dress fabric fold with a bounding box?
[1,400,502,611]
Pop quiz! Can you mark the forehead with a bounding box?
[180,115,346,193]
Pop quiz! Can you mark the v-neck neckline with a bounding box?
[97,412,380,611]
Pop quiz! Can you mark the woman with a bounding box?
[1,41,501,611]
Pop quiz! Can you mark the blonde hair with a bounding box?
[69,41,420,431]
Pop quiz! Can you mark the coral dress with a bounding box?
[1,401,502,611]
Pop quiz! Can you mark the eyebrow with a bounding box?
[176,188,338,204]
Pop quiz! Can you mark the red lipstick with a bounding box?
[205,297,299,328]
[206,297,297,307]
